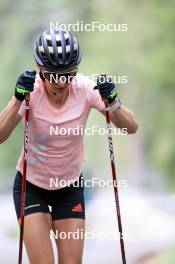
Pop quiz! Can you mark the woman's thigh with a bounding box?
[52,218,85,264]
[21,212,54,264]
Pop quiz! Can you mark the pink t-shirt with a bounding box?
[16,74,105,190]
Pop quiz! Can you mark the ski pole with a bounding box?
[18,96,30,264]
[105,102,127,264]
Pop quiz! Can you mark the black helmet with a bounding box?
[34,28,82,70]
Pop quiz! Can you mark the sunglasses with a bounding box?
[43,70,77,83]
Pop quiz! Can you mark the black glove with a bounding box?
[14,70,36,101]
[94,74,118,104]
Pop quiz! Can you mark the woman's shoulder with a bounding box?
[34,74,44,93]
[29,74,44,100]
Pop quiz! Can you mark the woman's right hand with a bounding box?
[14,70,36,101]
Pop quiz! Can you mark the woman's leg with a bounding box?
[52,218,85,264]
[20,212,54,264]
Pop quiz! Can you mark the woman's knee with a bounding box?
[21,213,54,263]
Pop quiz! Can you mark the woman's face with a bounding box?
[39,65,78,94]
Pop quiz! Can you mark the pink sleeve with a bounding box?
[85,79,105,112]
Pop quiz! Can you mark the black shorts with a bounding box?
[13,171,85,220]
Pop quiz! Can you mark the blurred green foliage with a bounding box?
[150,246,175,264]
[0,0,175,188]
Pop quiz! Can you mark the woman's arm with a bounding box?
[0,96,22,144]
[0,70,36,144]
[102,105,138,134]
[95,74,138,134]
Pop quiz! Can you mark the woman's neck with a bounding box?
[44,83,70,108]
